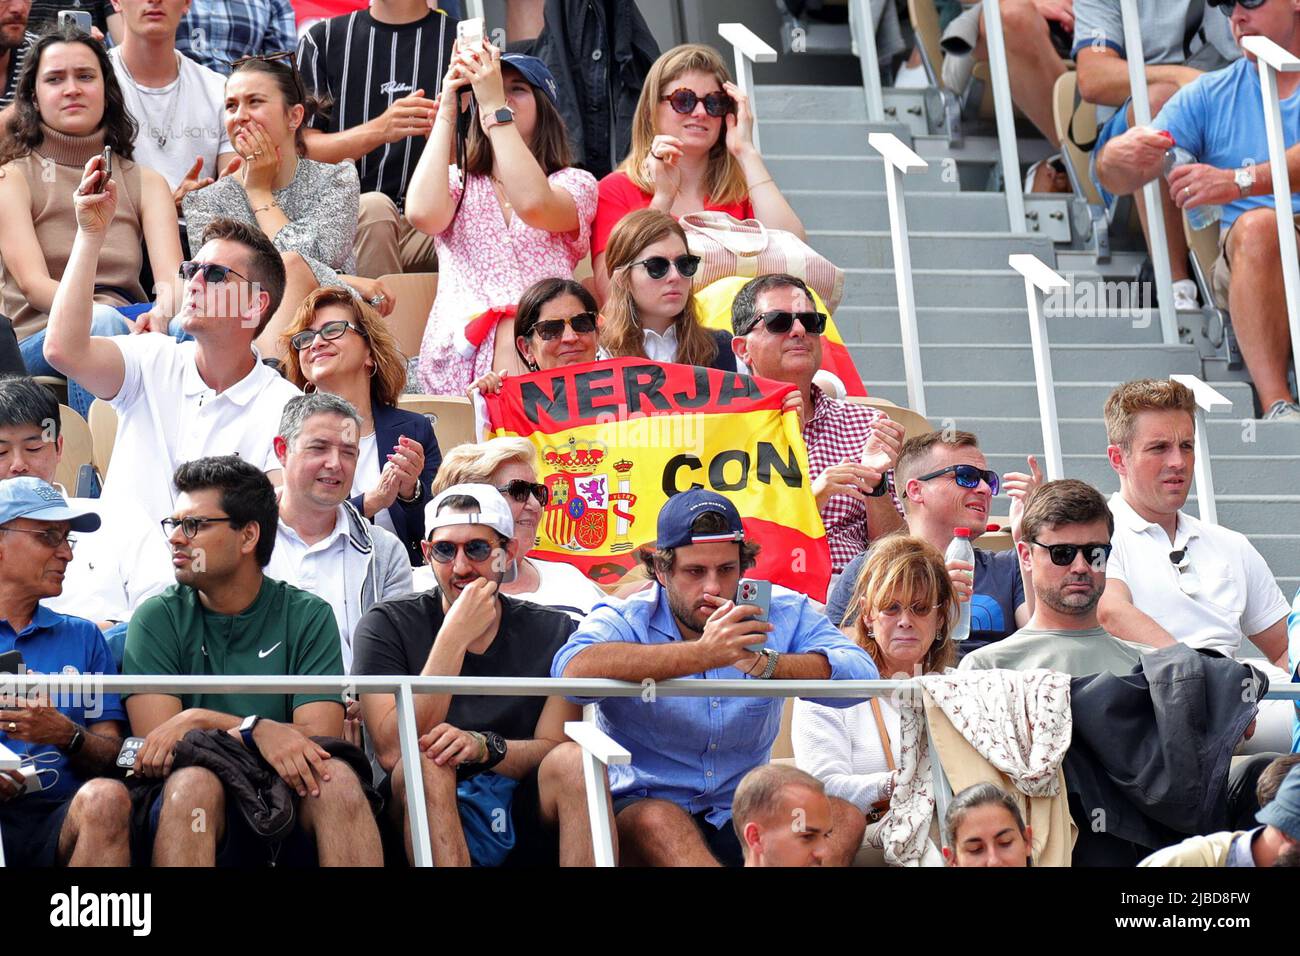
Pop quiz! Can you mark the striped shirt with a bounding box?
[296,8,455,211]
[0,32,36,110]
[175,0,298,76]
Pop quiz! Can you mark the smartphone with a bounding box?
[74,463,96,499]
[457,16,485,50]
[736,578,772,653]
[0,650,23,674]
[95,146,111,194]
[116,736,145,774]
[58,9,92,32]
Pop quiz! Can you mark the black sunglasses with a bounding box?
[290,319,366,351]
[662,88,735,117]
[160,516,240,539]
[426,538,496,564]
[916,463,1001,496]
[1029,540,1112,568]
[529,313,598,342]
[1208,0,1266,11]
[180,260,253,284]
[498,479,549,507]
[746,310,828,335]
[627,255,700,280]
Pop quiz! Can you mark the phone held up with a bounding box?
[57,9,92,32]
[95,146,112,194]
[736,578,772,654]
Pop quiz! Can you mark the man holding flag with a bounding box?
[551,489,876,867]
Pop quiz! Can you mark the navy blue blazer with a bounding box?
[349,403,441,566]
[708,329,738,372]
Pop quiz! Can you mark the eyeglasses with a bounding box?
[625,255,700,280]
[1209,0,1266,13]
[1028,540,1112,568]
[1169,548,1200,595]
[915,464,1001,496]
[290,319,366,351]
[529,313,598,341]
[876,601,940,618]
[0,527,77,550]
[179,260,253,285]
[160,516,241,539]
[661,88,735,117]
[426,538,496,564]
[497,480,549,507]
[745,310,828,336]
[232,50,297,70]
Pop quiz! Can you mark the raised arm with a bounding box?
[404,55,470,237]
[725,81,805,240]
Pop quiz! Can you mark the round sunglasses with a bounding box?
[661,88,735,117]
[527,313,598,342]
[1028,540,1112,568]
[290,319,366,351]
[916,463,1001,496]
[627,255,700,280]
[498,479,549,507]
[746,310,828,335]
[426,538,496,564]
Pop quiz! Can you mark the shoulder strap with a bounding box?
[870,697,896,772]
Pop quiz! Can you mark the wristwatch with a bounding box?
[480,105,515,132]
[480,731,507,770]
[239,714,262,750]
[867,472,892,498]
[757,648,780,680]
[1234,165,1256,197]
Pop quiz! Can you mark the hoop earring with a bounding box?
[304,381,317,394]
[367,363,377,378]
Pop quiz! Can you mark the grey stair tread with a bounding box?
[809,231,1055,270]
[937,417,1300,456]
[835,306,1166,344]
[786,189,1011,231]
[769,156,961,192]
[841,267,1109,308]
[849,343,1201,380]
[761,119,916,155]
[868,381,1256,418]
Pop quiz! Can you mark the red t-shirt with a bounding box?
[592,170,755,256]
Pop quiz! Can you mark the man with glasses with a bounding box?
[961,479,1145,676]
[826,430,1040,656]
[266,393,411,673]
[0,477,135,867]
[44,210,301,535]
[352,484,593,866]
[123,455,383,866]
[1099,378,1292,751]
[730,273,905,577]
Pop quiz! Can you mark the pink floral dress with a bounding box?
[417,164,598,394]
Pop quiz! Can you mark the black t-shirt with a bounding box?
[351,590,576,742]
[296,8,456,210]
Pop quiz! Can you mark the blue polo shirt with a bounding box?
[551,584,877,827]
[0,604,127,799]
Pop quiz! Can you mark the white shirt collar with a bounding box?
[182,345,272,405]
[1109,491,1200,547]
[277,504,348,554]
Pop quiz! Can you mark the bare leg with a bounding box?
[256,250,319,361]
[615,798,720,867]
[537,741,616,867]
[388,753,471,867]
[825,797,867,867]
[1226,209,1298,410]
[296,758,384,866]
[152,766,226,867]
[975,0,1068,147]
[57,778,132,867]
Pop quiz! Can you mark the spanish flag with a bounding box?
[482,357,833,601]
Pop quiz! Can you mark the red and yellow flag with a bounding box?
[482,357,833,601]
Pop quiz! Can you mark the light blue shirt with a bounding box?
[551,584,878,827]
[1286,587,1300,753]
[1155,57,1300,229]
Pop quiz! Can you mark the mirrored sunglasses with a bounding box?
[427,538,496,564]
[916,463,1001,496]
[662,88,735,117]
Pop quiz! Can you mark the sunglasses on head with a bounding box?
[498,479,549,507]
[661,88,735,117]
[916,463,1001,496]
[426,538,496,564]
[179,260,252,284]
[1029,540,1112,568]
[746,310,828,335]
[290,319,366,351]
[627,255,700,280]
[529,312,598,341]
[231,50,297,70]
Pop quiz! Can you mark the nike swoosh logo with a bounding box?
[258,642,283,659]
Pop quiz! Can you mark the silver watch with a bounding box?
[1234,165,1256,197]
[757,647,780,680]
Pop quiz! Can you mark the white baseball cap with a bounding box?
[425,483,515,540]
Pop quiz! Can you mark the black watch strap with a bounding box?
[867,472,892,497]
[481,732,507,771]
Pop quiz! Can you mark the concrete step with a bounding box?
[1239,535,1300,576]
[842,268,1031,309]
[869,380,1258,420]
[1184,496,1300,535]
[755,84,883,122]
[980,453,1300,493]
[761,119,914,157]
[913,132,1057,167]
[837,306,1166,345]
[848,343,1201,384]
[950,417,1300,457]
[769,156,961,192]
[809,231,1055,271]
[787,189,1011,232]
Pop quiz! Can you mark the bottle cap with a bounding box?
[953,527,971,538]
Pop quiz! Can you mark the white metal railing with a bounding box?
[847,0,886,123]
[1241,35,1300,400]
[870,131,929,416]
[981,0,1028,232]
[718,23,778,154]
[1118,0,1179,346]
[1009,254,1070,480]
[1170,374,1232,526]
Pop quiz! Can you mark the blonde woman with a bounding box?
[591,43,805,300]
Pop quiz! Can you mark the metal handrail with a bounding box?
[1170,374,1232,526]
[1009,253,1070,480]
[718,23,778,153]
[847,0,886,122]
[982,0,1027,232]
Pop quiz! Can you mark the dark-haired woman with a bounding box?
[407,44,597,395]
[0,26,182,415]
[942,783,1034,867]
[183,55,384,360]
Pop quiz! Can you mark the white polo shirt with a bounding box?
[1106,493,1289,658]
[103,335,301,524]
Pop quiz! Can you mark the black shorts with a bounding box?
[142,785,319,868]
[613,795,744,867]
[0,792,73,867]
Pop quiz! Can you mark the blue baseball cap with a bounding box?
[1257,765,1300,842]
[656,489,744,550]
[0,477,100,532]
[501,53,559,106]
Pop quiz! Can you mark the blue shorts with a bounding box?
[1089,100,1132,211]
[0,792,73,867]
[612,794,745,867]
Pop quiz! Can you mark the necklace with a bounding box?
[117,51,182,149]
[490,176,513,210]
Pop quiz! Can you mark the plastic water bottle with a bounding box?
[945,527,974,642]
[1163,147,1222,231]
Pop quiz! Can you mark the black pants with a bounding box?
[0,316,25,377]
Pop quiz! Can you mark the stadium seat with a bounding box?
[33,375,68,407]
[1052,70,1111,261]
[1184,211,1223,310]
[88,399,117,483]
[54,405,93,495]
[845,395,932,442]
[377,272,438,359]
[770,697,796,762]
[396,393,476,451]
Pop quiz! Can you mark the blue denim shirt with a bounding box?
[551,585,877,827]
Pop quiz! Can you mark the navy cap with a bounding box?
[501,53,559,106]
[0,477,100,533]
[1257,765,1300,842]
[656,489,744,550]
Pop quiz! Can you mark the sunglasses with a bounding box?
[426,538,496,564]
[160,516,240,539]
[1169,548,1200,595]
[1029,540,1112,568]
[1209,0,1266,11]
[746,310,828,335]
[179,260,253,284]
[290,319,366,351]
[232,50,297,70]
[916,464,1001,496]
[627,255,700,280]
[662,88,735,117]
[529,313,598,342]
[877,601,940,618]
[498,479,549,507]
[0,527,77,549]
